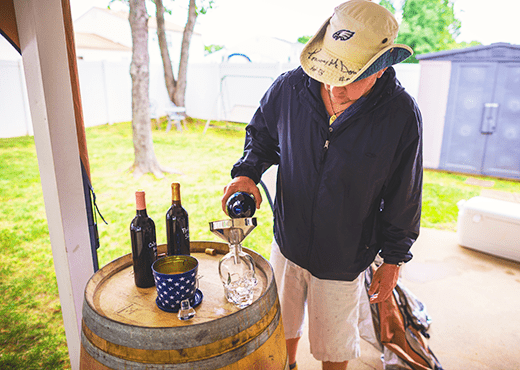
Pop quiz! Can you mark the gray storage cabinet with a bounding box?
[417,43,520,180]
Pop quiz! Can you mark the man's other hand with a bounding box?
[368,263,400,304]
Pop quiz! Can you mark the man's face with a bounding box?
[325,68,387,106]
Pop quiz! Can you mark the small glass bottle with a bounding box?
[177,299,196,320]
[130,191,157,288]
[166,182,190,256]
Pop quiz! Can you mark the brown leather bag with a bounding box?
[364,267,443,370]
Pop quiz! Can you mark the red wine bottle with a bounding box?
[130,191,157,288]
[166,182,190,255]
[226,192,256,218]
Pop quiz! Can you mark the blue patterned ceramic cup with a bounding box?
[152,255,199,312]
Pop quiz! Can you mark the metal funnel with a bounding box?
[209,217,257,245]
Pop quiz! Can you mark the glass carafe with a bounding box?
[218,228,257,308]
[210,218,258,308]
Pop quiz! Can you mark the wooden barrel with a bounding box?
[80,241,288,370]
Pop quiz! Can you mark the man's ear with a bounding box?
[377,67,388,78]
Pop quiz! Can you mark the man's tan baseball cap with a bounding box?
[300,0,413,86]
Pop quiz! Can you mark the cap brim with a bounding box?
[350,44,413,84]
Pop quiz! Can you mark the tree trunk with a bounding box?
[155,0,198,107]
[155,0,176,102]
[129,0,165,178]
[174,0,197,107]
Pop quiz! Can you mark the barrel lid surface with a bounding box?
[84,241,271,328]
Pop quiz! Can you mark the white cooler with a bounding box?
[457,196,520,262]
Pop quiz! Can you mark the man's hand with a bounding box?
[368,263,400,304]
[221,176,262,215]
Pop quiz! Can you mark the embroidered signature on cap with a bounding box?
[332,29,355,41]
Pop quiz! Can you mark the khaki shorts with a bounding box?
[270,239,363,363]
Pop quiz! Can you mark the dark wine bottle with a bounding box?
[166,182,190,256]
[226,192,256,218]
[130,191,157,288]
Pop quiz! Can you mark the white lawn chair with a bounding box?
[165,101,186,132]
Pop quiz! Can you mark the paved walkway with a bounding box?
[294,227,520,369]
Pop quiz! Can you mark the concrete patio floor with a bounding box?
[293,227,520,370]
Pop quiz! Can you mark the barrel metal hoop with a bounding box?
[82,277,279,350]
[82,299,281,364]
[82,306,282,370]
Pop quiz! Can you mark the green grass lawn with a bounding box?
[1,118,519,369]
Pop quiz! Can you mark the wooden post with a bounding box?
[13,1,94,369]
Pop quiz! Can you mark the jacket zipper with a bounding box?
[306,133,332,265]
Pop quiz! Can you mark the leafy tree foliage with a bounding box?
[297,36,311,44]
[379,0,480,63]
[379,0,396,14]
[396,0,460,62]
[205,44,224,55]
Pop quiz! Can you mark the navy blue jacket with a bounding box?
[231,66,423,281]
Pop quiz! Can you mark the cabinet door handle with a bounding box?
[481,103,499,134]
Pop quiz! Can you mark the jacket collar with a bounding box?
[363,66,403,108]
[292,66,404,125]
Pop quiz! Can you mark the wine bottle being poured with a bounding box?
[226,192,256,218]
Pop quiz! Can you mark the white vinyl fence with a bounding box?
[0,59,420,138]
[0,60,33,137]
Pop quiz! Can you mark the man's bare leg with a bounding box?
[288,338,348,370]
[322,361,348,370]
[287,337,300,367]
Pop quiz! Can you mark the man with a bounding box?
[221,1,422,369]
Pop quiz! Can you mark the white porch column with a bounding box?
[13,1,95,369]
